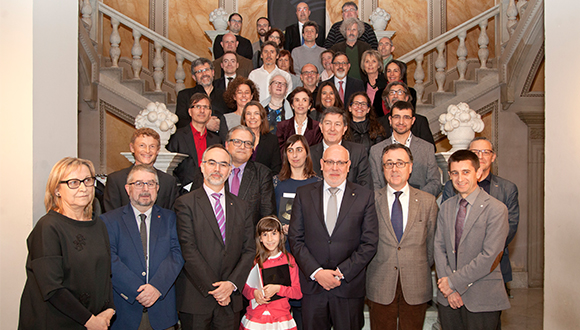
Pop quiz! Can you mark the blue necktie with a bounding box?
[391,191,403,242]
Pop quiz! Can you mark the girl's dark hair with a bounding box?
[346,91,387,140]
[254,216,291,268]
[278,134,316,181]
[314,81,344,114]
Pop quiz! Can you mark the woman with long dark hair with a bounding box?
[310,80,344,122]
[372,59,417,117]
[345,92,387,150]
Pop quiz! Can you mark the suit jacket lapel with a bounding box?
[489,174,500,198]
[224,194,236,248]
[122,205,147,269]
[238,162,255,198]
[400,188,419,242]
[310,182,326,236]
[149,206,161,256]
[376,187,397,241]
[185,126,199,165]
[459,191,487,248]
[197,191,225,246]
[334,182,355,234]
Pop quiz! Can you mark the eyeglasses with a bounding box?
[230,18,242,24]
[202,159,231,169]
[351,101,368,107]
[333,61,349,66]
[59,177,96,189]
[470,149,494,156]
[383,161,410,169]
[127,180,158,189]
[191,104,210,110]
[228,138,254,149]
[391,114,413,121]
[342,7,357,13]
[322,159,349,166]
[388,90,406,96]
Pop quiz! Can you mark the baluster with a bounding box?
[109,18,121,67]
[456,30,468,81]
[80,0,93,30]
[175,54,186,93]
[478,20,490,69]
[153,41,165,92]
[517,0,529,16]
[131,30,143,79]
[506,0,518,37]
[413,54,425,105]
[435,43,446,92]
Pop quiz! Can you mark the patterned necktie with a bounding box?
[139,214,147,258]
[455,198,468,252]
[231,168,241,196]
[338,81,345,102]
[391,191,404,242]
[326,187,339,235]
[212,193,226,243]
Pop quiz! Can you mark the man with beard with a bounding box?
[323,52,364,104]
[369,101,441,196]
[323,1,378,49]
[213,33,253,79]
[330,18,371,80]
[213,13,253,60]
[248,41,293,102]
[103,128,178,212]
[252,17,270,54]
[285,2,325,52]
[174,144,255,330]
[101,164,184,330]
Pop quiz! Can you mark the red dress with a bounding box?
[240,252,302,330]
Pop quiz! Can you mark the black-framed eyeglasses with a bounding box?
[322,159,349,166]
[228,138,254,149]
[351,101,368,107]
[470,149,494,156]
[127,181,158,189]
[59,177,96,189]
[388,90,406,96]
[193,67,212,75]
[202,159,231,169]
[383,161,411,169]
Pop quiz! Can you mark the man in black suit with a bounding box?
[214,52,239,91]
[310,107,372,189]
[174,144,255,330]
[224,125,276,226]
[323,52,365,105]
[213,33,253,79]
[284,2,324,52]
[323,1,378,49]
[167,93,222,193]
[103,128,178,212]
[213,13,253,60]
[289,144,378,330]
[175,58,228,141]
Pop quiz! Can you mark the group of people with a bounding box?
[18,2,520,330]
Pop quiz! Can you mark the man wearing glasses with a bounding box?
[441,137,520,299]
[366,144,437,330]
[103,128,178,212]
[168,93,222,194]
[174,144,255,330]
[213,13,253,60]
[369,101,441,196]
[101,164,184,330]
[224,125,276,225]
[323,1,378,50]
[289,144,378,330]
[323,52,364,104]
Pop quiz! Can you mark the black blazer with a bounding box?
[226,160,277,226]
[323,76,365,106]
[103,165,179,212]
[174,187,255,314]
[377,114,436,150]
[254,132,282,174]
[361,72,388,94]
[175,84,229,127]
[284,22,325,52]
[372,86,418,118]
[213,34,253,60]
[288,180,378,298]
[310,140,373,190]
[276,117,323,150]
[166,126,222,191]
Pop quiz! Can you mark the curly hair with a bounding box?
[346,91,387,140]
[264,28,285,49]
[223,76,259,110]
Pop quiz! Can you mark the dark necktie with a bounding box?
[212,193,226,242]
[391,191,404,242]
[455,199,469,252]
[227,76,233,88]
[139,214,147,258]
[326,187,339,235]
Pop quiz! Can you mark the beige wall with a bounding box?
[545,1,580,328]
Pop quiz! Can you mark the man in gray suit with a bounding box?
[435,150,510,329]
[369,101,441,196]
[366,144,437,330]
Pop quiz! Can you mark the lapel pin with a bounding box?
[157,215,161,218]
[480,205,484,207]
[352,193,355,196]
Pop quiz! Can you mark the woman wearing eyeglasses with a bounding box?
[345,92,387,151]
[19,157,115,330]
[223,77,260,130]
[372,60,417,118]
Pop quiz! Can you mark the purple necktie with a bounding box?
[231,168,241,196]
[391,191,403,242]
[455,198,468,253]
[212,193,226,243]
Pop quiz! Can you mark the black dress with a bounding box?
[347,119,387,151]
[19,210,114,329]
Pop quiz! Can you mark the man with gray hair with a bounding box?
[330,18,372,80]
[323,1,378,49]
[378,36,395,69]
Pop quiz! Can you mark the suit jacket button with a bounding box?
[328,240,331,244]
[397,247,401,250]
[142,272,146,276]
[394,266,397,270]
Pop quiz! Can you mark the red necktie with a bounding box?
[338,81,345,103]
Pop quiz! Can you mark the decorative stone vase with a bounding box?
[369,8,391,31]
[438,102,484,152]
[209,8,228,31]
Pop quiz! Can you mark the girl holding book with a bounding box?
[240,216,302,330]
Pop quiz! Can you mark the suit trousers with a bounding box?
[438,304,501,330]
[138,311,176,330]
[302,290,365,330]
[179,309,239,330]
[367,276,429,330]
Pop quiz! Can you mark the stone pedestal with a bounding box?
[374,30,396,41]
[205,30,227,59]
[121,152,188,176]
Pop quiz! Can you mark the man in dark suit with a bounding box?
[213,13,253,60]
[330,18,372,80]
[174,144,255,330]
[224,125,276,226]
[175,58,228,139]
[323,52,365,105]
[310,107,372,189]
[284,2,324,52]
[214,52,247,91]
[366,144,437,330]
[323,1,378,49]
[435,150,510,329]
[167,93,222,193]
[213,34,253,79]
[101,164,184,330]
[289,144,378,330]
[442,137,519,298]
[103,128,178,212]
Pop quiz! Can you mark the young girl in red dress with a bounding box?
[240,216,302,330]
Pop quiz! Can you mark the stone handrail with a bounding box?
[398,5,502,105]
[97,3,199,93]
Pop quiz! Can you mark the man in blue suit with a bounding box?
[102,164,184,330]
